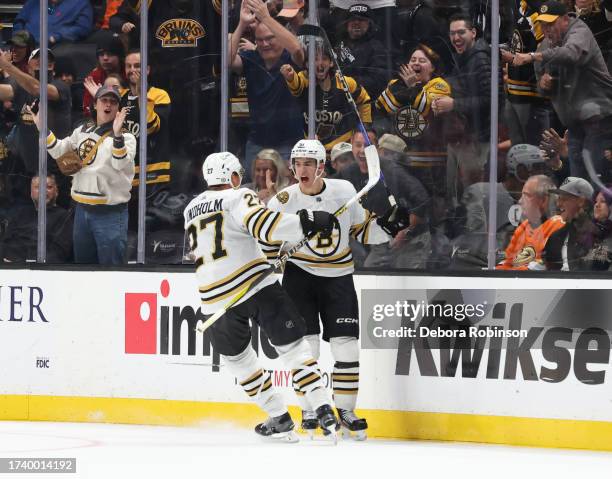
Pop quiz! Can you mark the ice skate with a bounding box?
[255,412,299,443]
[337,408,367,441]
[300,409,319,439]
[315,404,339,444]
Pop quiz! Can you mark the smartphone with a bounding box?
[30,98,40,114]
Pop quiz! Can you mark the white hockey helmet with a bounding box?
[506,144,544,181]
[290,139,327,170]
[202,152,245,188]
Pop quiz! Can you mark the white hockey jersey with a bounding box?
[266,179,389,277]
[184,187,304,314]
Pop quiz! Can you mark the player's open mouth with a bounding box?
[300,176,310,183]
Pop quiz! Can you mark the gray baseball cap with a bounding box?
[550,176,594,200]
[95,85,121,102]
[330,142,353,162]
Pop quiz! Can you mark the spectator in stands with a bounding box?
[82,34,125,118]
[376,43,452,217]
[0,48,72,205]
[0,174,73,263]
[500,1,553,146]
[83,50,171,240]
[339,130,431,269]
[497,174,564,270]
[330,141,355,174]
[567,0,612,62]
[433,13,503,212]
[396,1,458,74]
[276,0,306,35]
[280,46,371,152]
[4,31,35,75]
[118,50,171,188]
[451,144,550,269]
[334,4,389,99]
[30,85,136,264]
[543,176,598,270]
[514,1,612,184]
[230,0,304,181]
[582,185,612,269]
[13,0,93,46]
[92,0,124,35]
[243,148,292,204]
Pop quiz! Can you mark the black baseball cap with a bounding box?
[347,4,371,20]
[96,33,125,58]
[537,1,568,23]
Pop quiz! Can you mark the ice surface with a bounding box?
[0,420,611,479]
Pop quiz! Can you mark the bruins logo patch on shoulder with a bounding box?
[156,19,205,47]
[276,191,289,204]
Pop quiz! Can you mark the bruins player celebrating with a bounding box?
[267,139,398,440]
[184,152,339,441]
[280,47,371,152]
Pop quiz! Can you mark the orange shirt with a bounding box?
[497,215,565,270]
[101,0,123,29]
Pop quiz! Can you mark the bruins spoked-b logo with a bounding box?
[306,220,341,258]
[78,138,98,165]
[396,105,427,140]
[156,19,205,47]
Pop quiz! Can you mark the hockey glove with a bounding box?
[298,209,338,239]
[376,205,410,237]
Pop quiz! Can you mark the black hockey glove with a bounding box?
[298,209,338,239]
[376,205,410,237]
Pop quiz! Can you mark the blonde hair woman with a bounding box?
[243,148,293,204]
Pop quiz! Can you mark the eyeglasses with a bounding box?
[449,29,468,37]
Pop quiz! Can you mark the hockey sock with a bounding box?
[277,338,331,411]
[222,346,287,418]
[330,336,360,411]
[296,334,321,412]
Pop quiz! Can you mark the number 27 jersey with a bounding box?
[183,187,303,314]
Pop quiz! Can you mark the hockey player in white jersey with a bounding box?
[266,139,402,440]
[184,152,340,442]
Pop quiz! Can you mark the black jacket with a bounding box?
[448,38,504,143]
[543,212,598,271]
[335,29,389,99]
[336,158,430,222]
[0,202,73,263]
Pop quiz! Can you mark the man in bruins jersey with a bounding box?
[267,139,401,440]
[120,49,171,188]
[184,151,339,440]
[500,0,553,146]
[280,47,371,152]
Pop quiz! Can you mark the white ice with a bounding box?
[1,420,611,479]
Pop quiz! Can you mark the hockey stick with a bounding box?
[195,144,381,334]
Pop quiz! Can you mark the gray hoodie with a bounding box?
[535,14,612,126]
